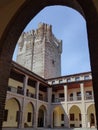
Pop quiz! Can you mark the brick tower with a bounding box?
[16,23,62,79]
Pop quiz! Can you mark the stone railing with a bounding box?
[52,97,65,103]
[8,86,23,95]
[85,95,93,100]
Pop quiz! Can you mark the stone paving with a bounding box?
[2,128,97,130]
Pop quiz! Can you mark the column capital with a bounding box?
[64,85,67,88]
[81,113,87,115]
[36,81,40,86]
[24,75,29,79]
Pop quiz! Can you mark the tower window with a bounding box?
[52,59,55,65]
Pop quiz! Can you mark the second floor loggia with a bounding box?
[8,62,94,104]
[51,81,94,103]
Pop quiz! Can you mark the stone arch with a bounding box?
[52,105,66,128]
[24,102,34,127]
[87,104,96,128]
[6,96,22,109]
[0,0,98,128]
[69,105,81,128]
[3,98,21,128]
[38,105,47,127]
[68,104,81,112]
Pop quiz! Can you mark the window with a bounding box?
[90,113,95,124]
[77,92,81,96]
[16,111,20,122]
[61,114,64,121]
[79,113,81,121]
[77,92,81,100]
[70,113,74,121]
[67,78,71,82]
[17,86,23,94]
[75,77,80,81]
[59,80,63,83]
[70,93,73,97]
[59,93,64,98]
[39,93,43,100]
[86,91,92,99]
[3,109,8,121]
[52,59,55,65]
[27,112,32,122]
[70,93,73,101]
[52,81,55,84]
[86,91,92,95]
[84,75,89,80]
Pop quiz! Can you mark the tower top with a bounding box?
[17,23,62,78]
[18,23,62,52]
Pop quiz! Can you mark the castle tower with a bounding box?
[16,23,62,79]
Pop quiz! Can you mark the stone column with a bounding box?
[80,83,85,101]
[51,110,53,128]
[33,81,40,128]
[20,75,28,128]
[64,85,67,102]
[23,75,28,96]
[47,87,52,127]
[92,90,94,100]
[80,83,87,128]
[64,85,69,128]
[81,113,87,128]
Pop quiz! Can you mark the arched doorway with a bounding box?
[38,105,47,127]
[3,98,20,128]
[53,106,65,127]
[69,105,81,128]
[0,1,98,129]
[87,104,96,128]
[24,102,34,127]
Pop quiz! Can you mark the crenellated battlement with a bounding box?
[18,30,35,41]
[17,23,62,78]
[18,23,62,53]
[52,34,62,53]
[35,22,52,38]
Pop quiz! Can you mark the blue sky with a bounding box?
[13,6,91,76]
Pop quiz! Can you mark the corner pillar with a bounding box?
[80,83,87,128]
[47,87,52,127]
[20,75,28,128]
[33,81,40,128]
[64,85,69,128]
